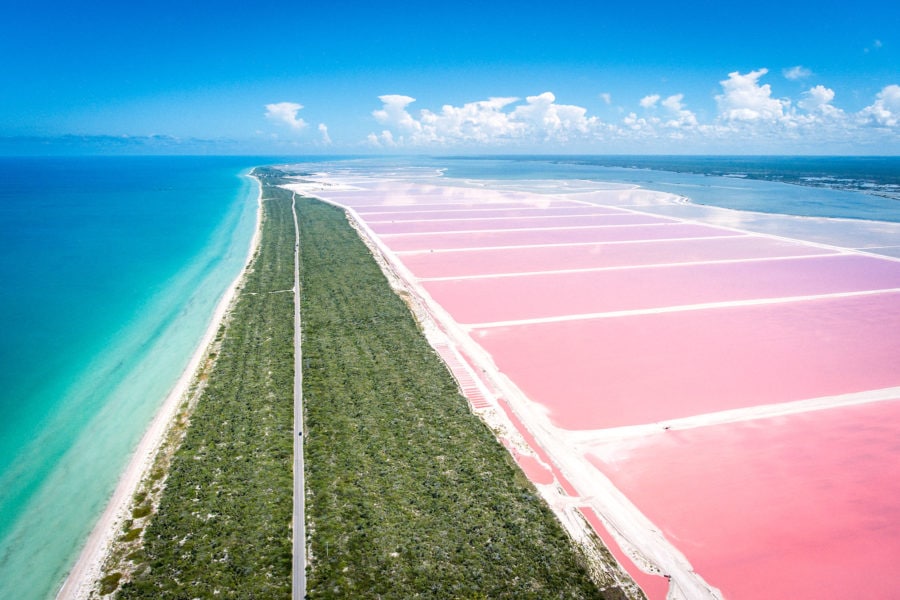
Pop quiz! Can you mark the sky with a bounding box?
[1,0,898,155]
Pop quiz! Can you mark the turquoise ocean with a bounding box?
[0,156,264,599]
[1,155,897,599]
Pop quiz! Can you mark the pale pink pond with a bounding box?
[351,200,570,212]
[425,254,900,324]
[471,291,900,428]
[386,222,740,252]
[369,213,669,234]
[588,399,900,599]
[311,180,900,599]
[361,205,624,221]
[401,235,832,279]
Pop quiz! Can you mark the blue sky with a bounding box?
[1,0,898,154]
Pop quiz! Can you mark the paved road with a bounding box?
[291,193,306,599]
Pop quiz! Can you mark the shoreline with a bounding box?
[56,172,263,600]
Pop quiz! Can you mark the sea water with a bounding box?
[438,156,900,222]
[0,156,261,599]
[290,155,900,223]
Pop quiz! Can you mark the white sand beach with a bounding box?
[56,176,263,600]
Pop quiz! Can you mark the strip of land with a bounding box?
[294,191,625,598]
[67,168,634,599]
[110,172,297,598]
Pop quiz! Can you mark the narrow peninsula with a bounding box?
[83,167,637,599]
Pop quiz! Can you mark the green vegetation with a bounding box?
[103,167,630,599]
[120,528,142,543]
[130,505,151,519]
[296,192,615,598]
[116,172,296,599]
[99,573,123,596]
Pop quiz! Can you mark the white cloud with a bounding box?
[639,94,660,108]
[368,92,598,146]
[797,85,842,118]
[783,66,812,80]
[716,69,789,121]
[599,93,612,105]
[265,102,308,130]
[859,84,900,127]
[660,94,699,128]
[365,130,398,147]
[372,95,422,134]
[362,75,899,152]
[318,123,332,145]
[421,97,523,143]
[510,92,598,140]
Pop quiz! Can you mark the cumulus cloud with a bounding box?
[265,102,308,130]
[599,93,612,105]
[368,92,598,145]
[639,94,660,108]
[716,69,789,121]
[511,92,598,140]
[618,93,701,141]
[318,123,332,145]
[797,85,842,118]
[366,130,397,148]
[423,97,523,143]
[363,76,899,151]
[783,65,812,80]
[372,95,422,133]
[859,84,900,127]
[660,94,699,128]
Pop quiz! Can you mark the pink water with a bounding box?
[385,222,739,252]
[579,507,672,600]
[424,254,900,324]
[402,235,832,279]
[362,206,624,221]
[370,213,671,234]
[472,292,900,428]
[589,399,900,599]
[314,181,900,600]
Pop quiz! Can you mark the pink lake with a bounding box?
[385,222,740,252]
[588,399,900,599]
[310,180,900,600]
[369,213,670,234]
[360,205,625,221]
[424,254,900,324]
[471,291,900,428]
[400,235,832,279]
